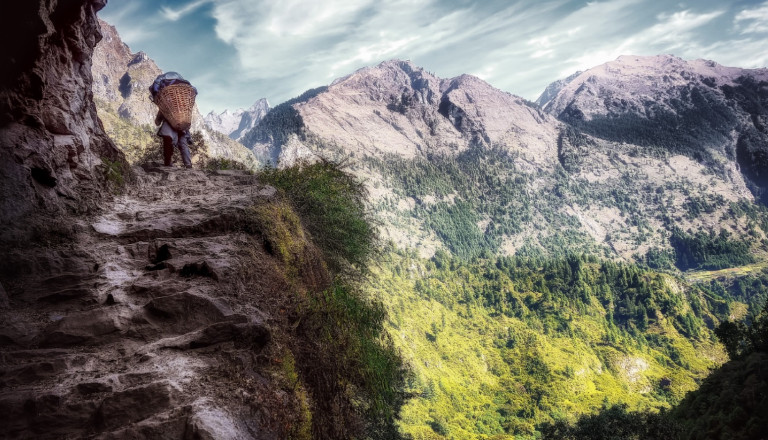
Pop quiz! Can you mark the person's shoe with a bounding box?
[184,164,193,169]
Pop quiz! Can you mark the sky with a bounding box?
[100,0,768,115]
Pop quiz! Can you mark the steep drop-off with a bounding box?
[237,57,768,438]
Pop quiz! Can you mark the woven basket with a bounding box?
[155,83,197,131]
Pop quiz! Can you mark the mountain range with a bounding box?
[203,99,270,141]
[229,55,768,438]
[237,56,768,267]
[2,6,767,439]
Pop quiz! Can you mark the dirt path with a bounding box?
[0,166,286,439]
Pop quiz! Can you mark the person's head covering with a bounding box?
[155,72,185,82]
[150,72,191,100]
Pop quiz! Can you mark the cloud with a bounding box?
[99,2,159,46]
[161,0,214,22]
[207,0,567,102]
[210,0,439,76]
[566,8,724,71]
[735,1,768,34]
[700,37,768,68]
[102,0,768,113]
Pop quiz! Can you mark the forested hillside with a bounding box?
[232,57,768,439]
[242,59,768,268]
[366,249,755,438]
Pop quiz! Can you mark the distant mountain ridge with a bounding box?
[239,57,768,265]
[538,54,768,202]
[534,70,581,107]
[203,98,270,141]
[243,59,558,165]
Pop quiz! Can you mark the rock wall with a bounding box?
[0,0,123,243]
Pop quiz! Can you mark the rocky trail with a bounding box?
[0,167,287,439]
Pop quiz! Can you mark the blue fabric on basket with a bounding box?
[149,72,197,101]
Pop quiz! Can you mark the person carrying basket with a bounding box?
[150,72,197,168]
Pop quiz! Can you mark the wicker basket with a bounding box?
[155,83,197,131]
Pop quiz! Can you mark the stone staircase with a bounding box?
[0,167,282,439]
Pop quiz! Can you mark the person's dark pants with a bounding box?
[162,131,192,167]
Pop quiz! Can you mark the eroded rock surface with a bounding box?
[0,169,284,439]
[0,1,123,243]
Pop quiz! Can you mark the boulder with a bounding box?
[144,321,269,352]
[38,308,118,347]
[185,398,254,440]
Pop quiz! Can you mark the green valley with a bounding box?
[365,248,756,438]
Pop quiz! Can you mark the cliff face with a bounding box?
[0,5,378,438]
[0,0,123,242]
[92,20,161,125]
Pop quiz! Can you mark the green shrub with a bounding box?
[259,159,378,273]
[715,298,768,360]
[102,158,127,188]
[670,227,755,270]
[204,156,250,171]
[241,202,307,279]
[302,280,407,439]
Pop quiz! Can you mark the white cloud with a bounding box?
[102,0,768,112]
[99,2,159,46]
[735,1,768,34]
[514,4,723,80]
[700,37,768,69]
[208,0,471,79]
[161,0,213,22]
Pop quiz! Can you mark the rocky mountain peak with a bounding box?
[535,70,582,107]
[203,98,270,141]
[328,59,442,105]
[541,54,768,204]
[541,54,768,117]
[93,18,161,124]
[204,108,244,137]
[248,59,559,165]
[128,51,149,66]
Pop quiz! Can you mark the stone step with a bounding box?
[144,291,233,334]
[139,320,268,353]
